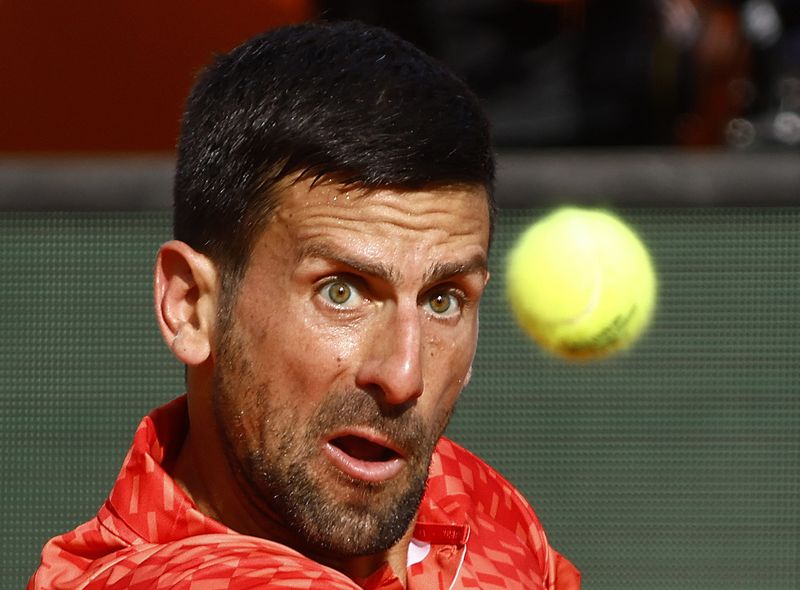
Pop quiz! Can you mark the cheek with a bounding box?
[302,299,365,353]
[423,318,479,392]
[231,305,361,428]
[267,310,363,396]
[302,316,362,360]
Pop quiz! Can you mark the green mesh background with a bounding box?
[3,209,798,590]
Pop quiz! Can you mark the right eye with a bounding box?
[318,278,364,309]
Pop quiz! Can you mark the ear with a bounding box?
[153,240,219,366]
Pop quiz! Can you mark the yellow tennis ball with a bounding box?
[506,207,657,360]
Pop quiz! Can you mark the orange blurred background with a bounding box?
[0,0,313,153]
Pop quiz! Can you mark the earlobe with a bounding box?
[153,240,219,366]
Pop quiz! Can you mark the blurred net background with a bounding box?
[1,1,798,589]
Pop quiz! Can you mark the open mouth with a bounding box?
[330,435,400,462]
[323,432,405,483]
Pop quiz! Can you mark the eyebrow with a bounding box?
[423,255,488,285]
[297,242,398,282]
[297,243,487,286]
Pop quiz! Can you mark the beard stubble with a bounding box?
[211,321,455,557]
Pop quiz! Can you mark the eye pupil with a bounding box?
[430,293,450,313]
[328,282,351,304]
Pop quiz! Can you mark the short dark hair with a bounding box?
[174,20,495,291]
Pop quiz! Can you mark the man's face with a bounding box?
[211,179,490,558]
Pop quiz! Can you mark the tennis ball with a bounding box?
[506,207,657,360]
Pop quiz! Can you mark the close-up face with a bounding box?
[211,178,491,558]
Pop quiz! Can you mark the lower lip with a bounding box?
[322,442,405,483]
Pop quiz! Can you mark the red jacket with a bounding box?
[29,396,580,589]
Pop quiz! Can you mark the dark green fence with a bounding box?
[2,208,798,589]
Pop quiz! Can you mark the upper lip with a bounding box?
[324,427,408,460]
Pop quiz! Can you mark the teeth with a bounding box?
[332,435,395,462]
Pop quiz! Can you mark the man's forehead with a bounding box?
[259,176,492,259]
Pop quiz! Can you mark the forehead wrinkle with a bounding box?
[296,241,399,283]
[424,254,488,286]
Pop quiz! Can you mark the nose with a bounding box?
[355,303,424,407]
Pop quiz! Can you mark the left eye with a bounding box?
[425,291,460,317]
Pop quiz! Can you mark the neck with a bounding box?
[302,527,414,585]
